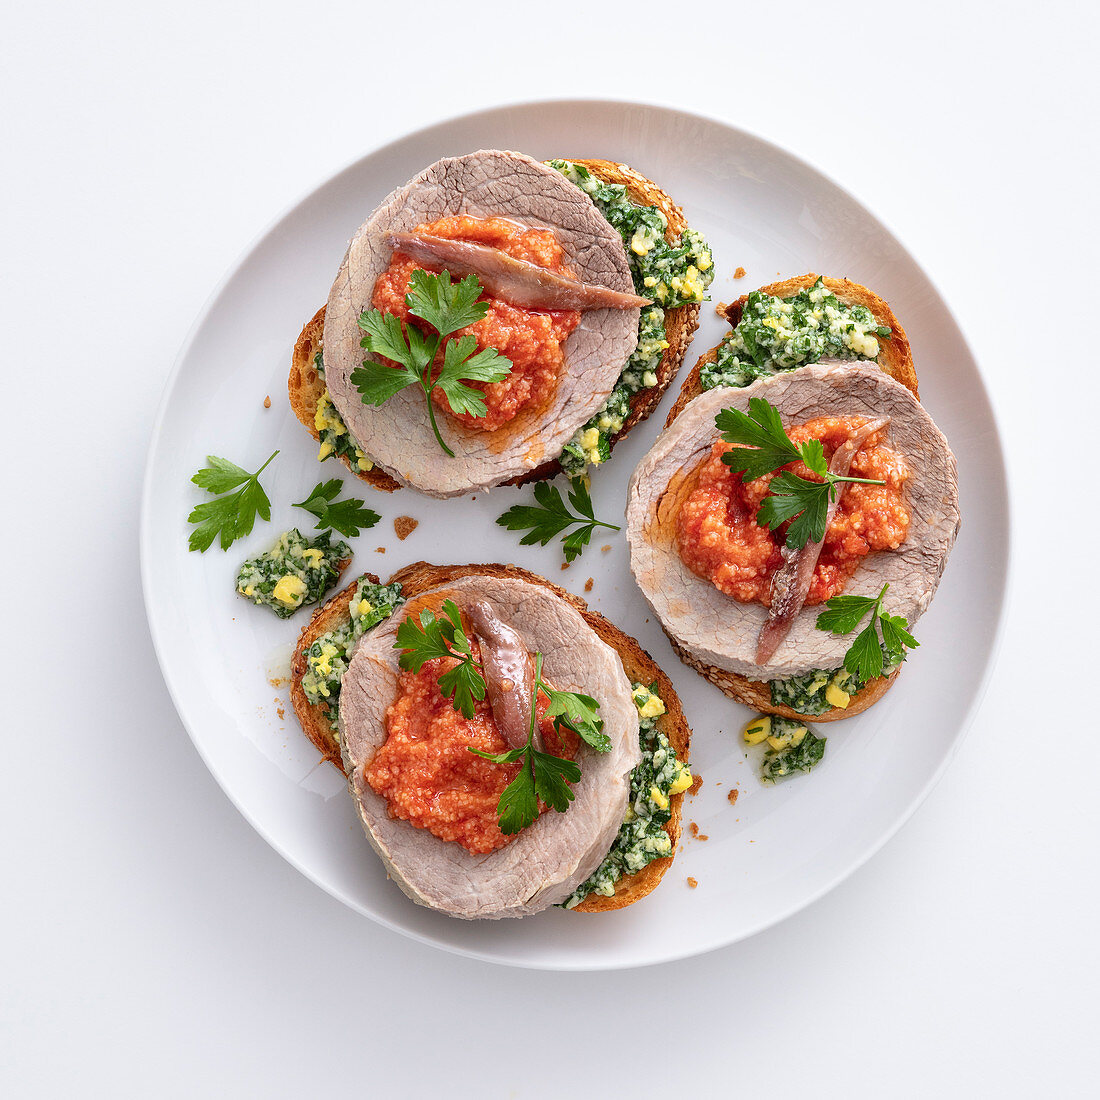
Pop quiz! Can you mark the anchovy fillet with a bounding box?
[755,417,891,665]
[386,231,651,311]
[466,600,537,751]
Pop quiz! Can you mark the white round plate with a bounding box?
[141,100,1009,970]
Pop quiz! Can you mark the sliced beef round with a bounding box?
[627,362,961,680]
[337,573,642,919]
[323,150,640,498]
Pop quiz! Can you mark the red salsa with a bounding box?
[365,632,578,854]
[676,416,911,606]
[371,215,581,432]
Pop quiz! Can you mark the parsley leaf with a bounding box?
[815,583,920,682]
[756,472,834,549]
[187,450,277,553]
[496,478,620,563]
[531,750,581,813]
[879,613,919,655]
[715,397,886,550]
[433,335,512,420]
[396,615,612,834]
[293,479,380,538]
[845,623,884,681]
[543,686,610,752]
[352,270,513,456]
[406,269,488,335]
[394,600,484,718]
[715,397,803,480]
[815,593,879,634]
[495,765,538,835]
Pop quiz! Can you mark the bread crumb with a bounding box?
[689,774,703,796]
[689,822,699,838]
[560,562,570,570]
[267,676,288,688]
[698,833,708,842]
[584,577,594,593]
[687,877,698,889]
[263,395,271,408]
[601,544,611,552]
[393,516,419,540]
[376,547,386,554]
[276,705,285,720]
[727,788,740,806]
[733,267,746,279]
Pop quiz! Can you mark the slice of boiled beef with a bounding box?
[323,150,640,498]
[626,362,960,680]
[337,573,642,919]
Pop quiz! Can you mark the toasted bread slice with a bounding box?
[288,571,379,770]
[288,158,702,490]
[663,629,900,722]
[657,274,915,720]
[665,273,918,427]
[288,311,401,492]
[289,561,692,912]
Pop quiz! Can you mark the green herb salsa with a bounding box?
[236,529,351,619]
[300,578,405,732]
[550,161,715,476]
[705,276,896,706]
[743,714,827,783]
[701,277,891,391]
[769,646,905,716]
[312,351,375,473]
[562,682,692,909]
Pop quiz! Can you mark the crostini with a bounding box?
[289,150,713,497]
[628,362,959,722]
[290,562,692,918]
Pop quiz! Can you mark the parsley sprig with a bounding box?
[394,599,486,718]
[816,582,919,681]
[716,398,885,550]
[496,478,620,563]
[469,653,585,834]
[188,451,278,552]
[395,606,610,834]
[352,269,513,456]
[293,479,380,538]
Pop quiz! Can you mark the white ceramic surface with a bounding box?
[140,100,1009,970]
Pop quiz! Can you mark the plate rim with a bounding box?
[140,96,1013,970]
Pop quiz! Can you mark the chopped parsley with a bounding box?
[761,722,826,783]
[300,578,404,730]
[236,529,350,619]
[312,351,375,472]
[743,714,826,782]
[563,683,692,909]
[550,160,714,476]
[702,277,890,390]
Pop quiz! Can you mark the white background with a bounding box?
[2,1,1097,1096]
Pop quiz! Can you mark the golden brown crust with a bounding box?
[663,629,900,721]
[288,308,401,492]
[288,158,704,491]
[288,560,691,912]
[666,273,918,427]
[288,571,382,769]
